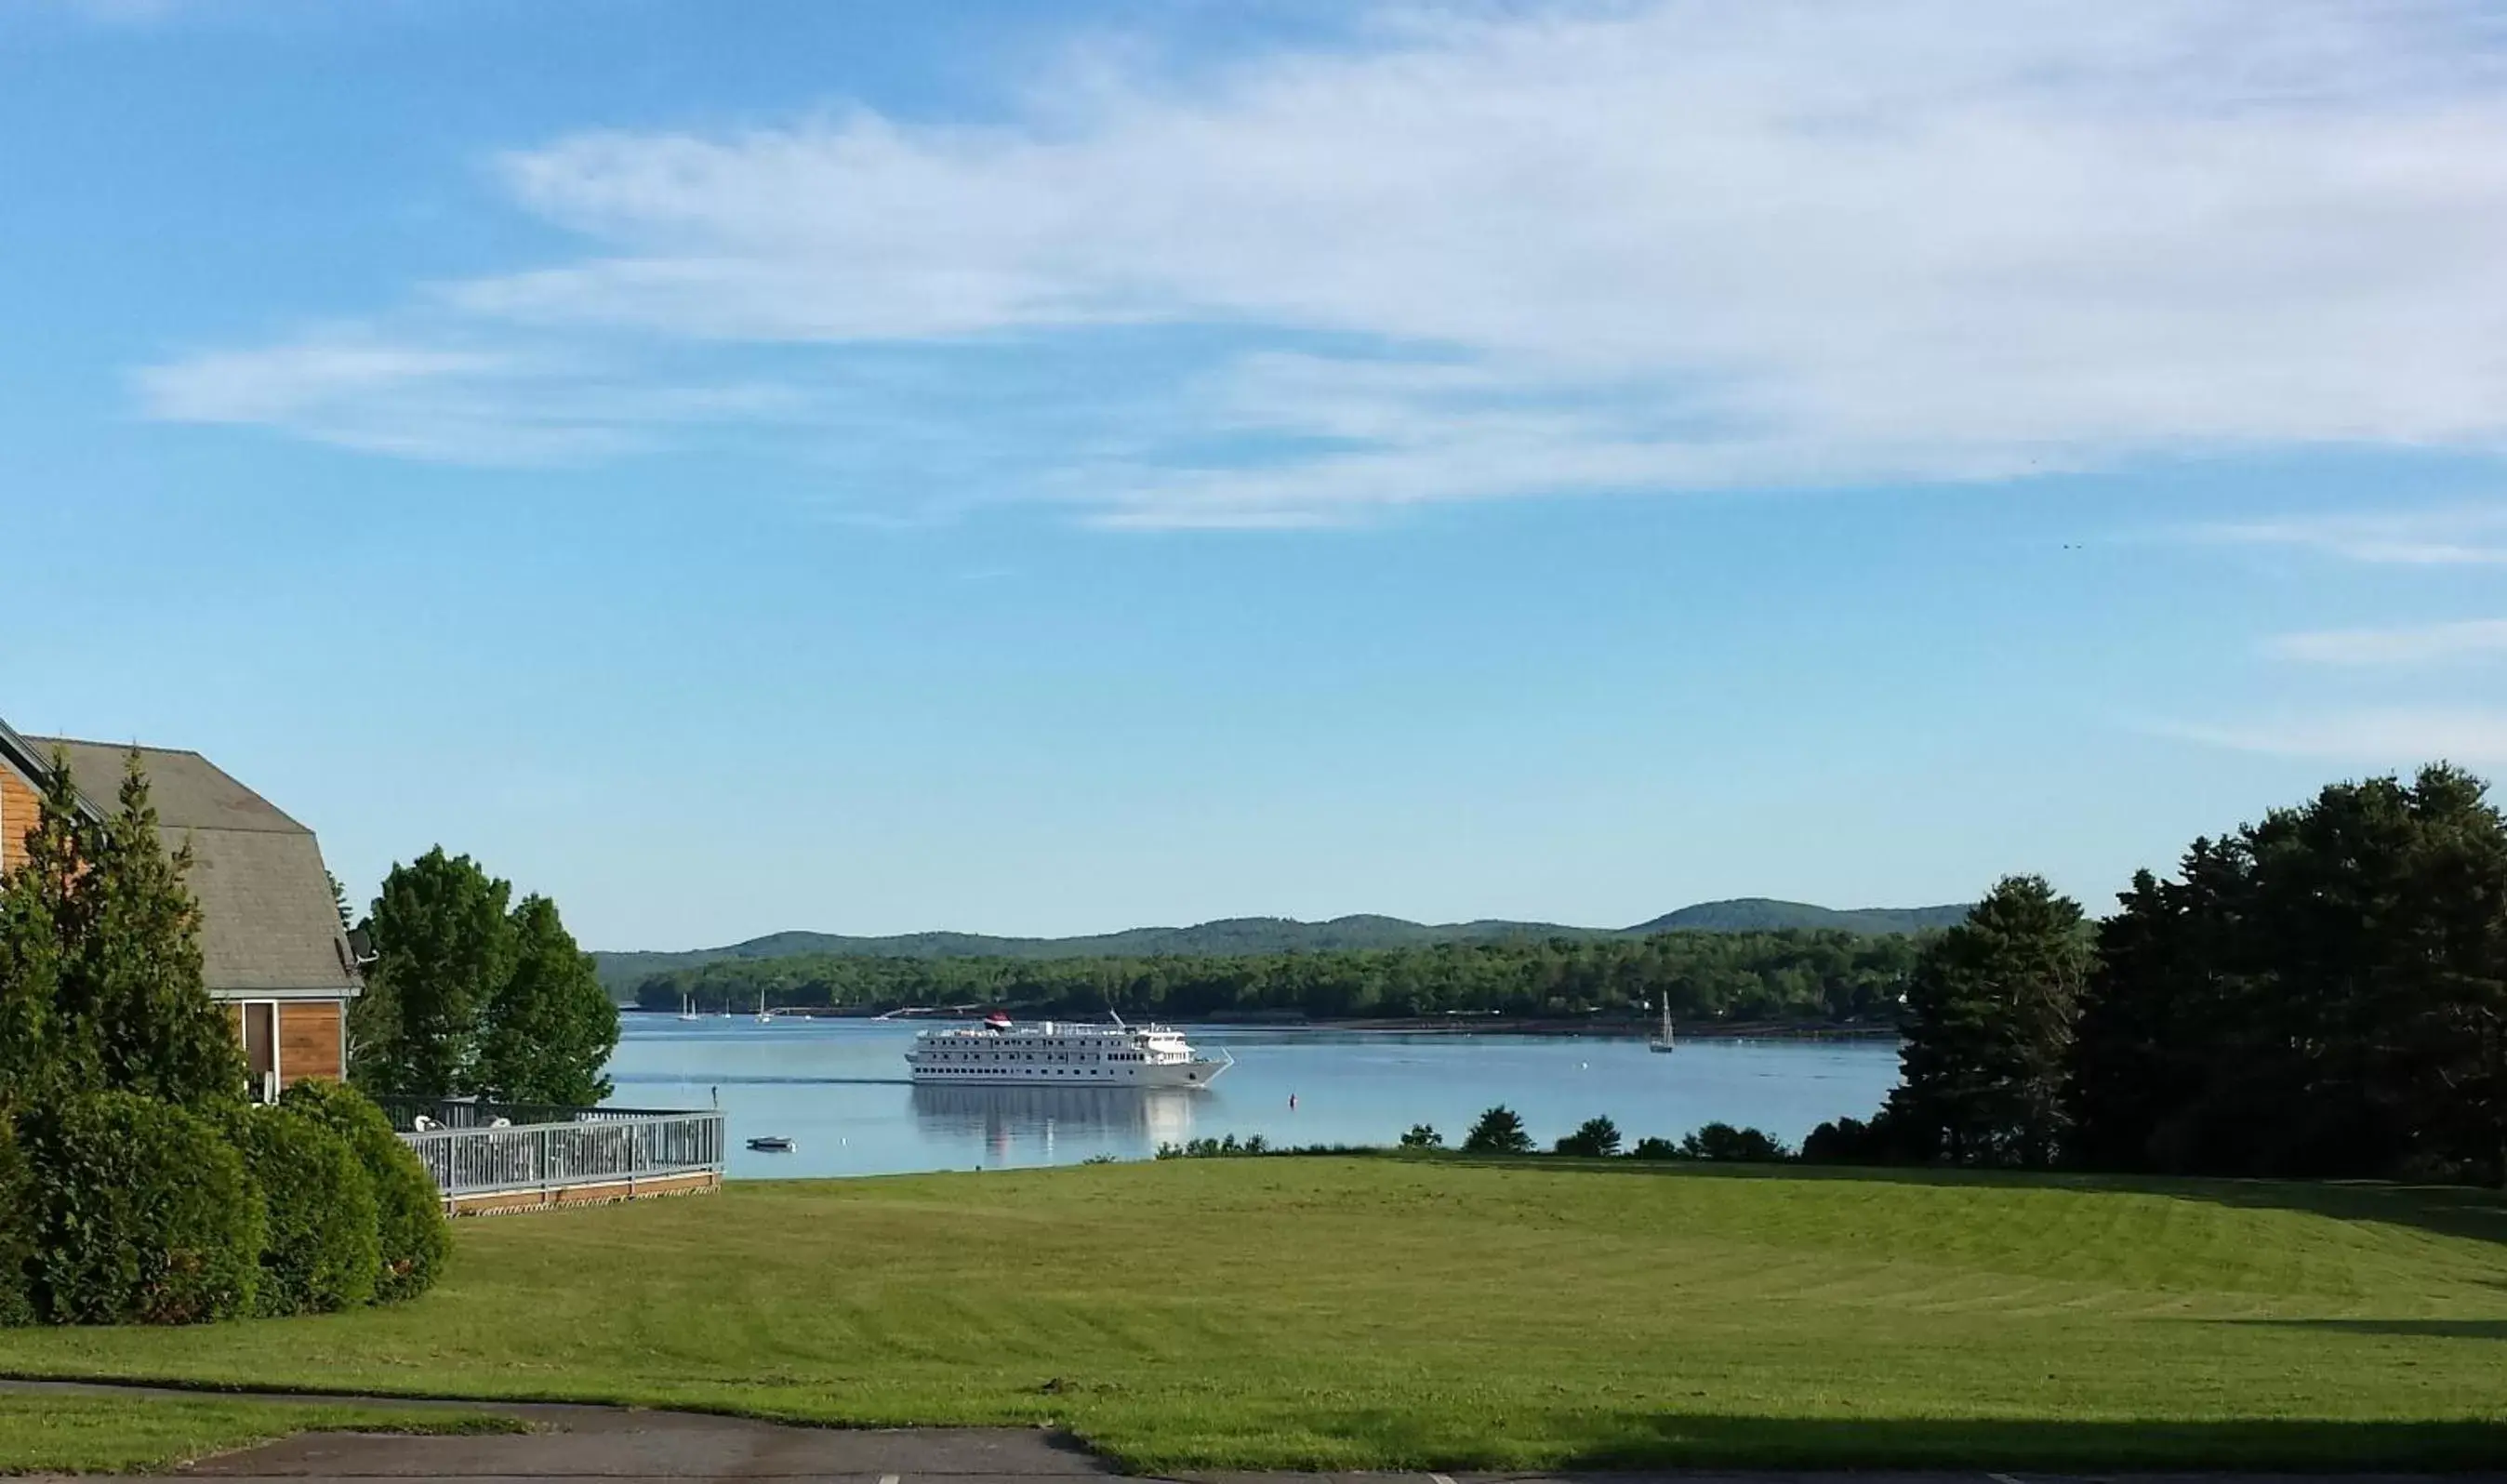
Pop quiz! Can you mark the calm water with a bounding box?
[607,1014,1901,1179]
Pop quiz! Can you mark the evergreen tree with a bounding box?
[1462,1105,1532,1154]
[77,758,243,1106]
[2235,766,2507,1179]
[1890,875,2087,1167]
[1556,1115,1623,1157]
[361,848,514,1097]
[0,749,238,1107]
[4,752,97,1098]
[0,869,62,1107]
[2066,840,2255,1172]
[474,894,618,1106]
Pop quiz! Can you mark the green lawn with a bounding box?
[0,1391,520,1475]
[1,1158,2503,1472]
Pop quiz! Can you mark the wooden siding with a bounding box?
[0,764,39,873]
[278,1000,344,1085]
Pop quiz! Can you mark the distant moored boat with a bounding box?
[1650,998,1676,1053]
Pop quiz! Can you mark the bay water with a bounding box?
[608,1014,1901,1179]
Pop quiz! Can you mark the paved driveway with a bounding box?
[7,1381,2502,1484]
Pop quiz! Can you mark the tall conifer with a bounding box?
[80,758,243,1106]
[1891,875,2087,1167]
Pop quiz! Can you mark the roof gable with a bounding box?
[0,718,82,808]
[20,733,360,998]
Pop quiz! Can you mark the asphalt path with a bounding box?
[4,1380,2499,1484]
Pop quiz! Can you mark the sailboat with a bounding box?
[1649,997,1676,1053]
[677,993,700,1023]
[754,989,773,1025]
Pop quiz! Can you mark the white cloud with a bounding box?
[2268,617,2507,665]
[139,0,2507,523]
[136,331,815,464]
[2156,709,2507,764]
[2195,507,2507,566]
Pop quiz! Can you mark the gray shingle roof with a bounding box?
[28,737,361,999]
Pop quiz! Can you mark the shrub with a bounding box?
[1463,1106,1533,1155]
[1801,1109,1921,1165]
[1555,1115,1624,1158]
[1158,1133,1251,1159]
[1626,1135,1682,1160]
[1399,1123,1444,1149]
[0,1115,34,1326]
[21,1091,261,1325]
[1679,1121,1794,1162]
[281,1080,449,1303]
[218,1104,380,1316]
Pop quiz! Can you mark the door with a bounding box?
[242,1000,278,1096]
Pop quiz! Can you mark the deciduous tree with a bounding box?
[361,848,514,1097]
[474,894,617,1106]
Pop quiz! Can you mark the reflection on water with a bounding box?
[606,1015,1900,1180]
[909,1083,1198,1163]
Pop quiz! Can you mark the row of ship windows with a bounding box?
[926,1067,1128,1076]
[927,1052,1149,1062]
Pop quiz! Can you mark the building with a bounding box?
[0,716,361,1097]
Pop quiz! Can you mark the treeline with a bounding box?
[633,928,1925,1024]
[1816,763,2507,1187]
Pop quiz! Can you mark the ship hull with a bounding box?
[906,1057,1229,1089]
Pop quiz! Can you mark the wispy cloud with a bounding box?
[2195,507,2507,566]
[2268,617,2507,665]
[139,0,2507,524]
[35,0,189,20]
[136,330,816,464]
[2154,709,2507,764]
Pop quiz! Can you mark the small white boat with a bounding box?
[754,990,773,1025]
[746,1135,795,1153]
[677,992,700,1023]
[1649,997,1676,1053]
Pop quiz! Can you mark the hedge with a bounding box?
[21,1092,261,1325]
[0,1116,33,1327]
[280,1080,450,1303]
[218,1104,381,1316]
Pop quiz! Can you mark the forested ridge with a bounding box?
[594,896,1969,992]
[632,927,1924,1024]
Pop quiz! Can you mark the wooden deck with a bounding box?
[384,1098,726,1216]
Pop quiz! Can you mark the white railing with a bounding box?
[399,1111,724,1204]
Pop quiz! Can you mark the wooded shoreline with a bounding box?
[647,1005,1901,1040]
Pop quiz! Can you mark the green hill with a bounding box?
[592,899,1965,994]
[1628,897,1972,935]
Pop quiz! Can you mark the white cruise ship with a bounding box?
[905,1013,1232,1088]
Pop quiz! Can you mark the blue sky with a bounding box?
[5,0,2505,949]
